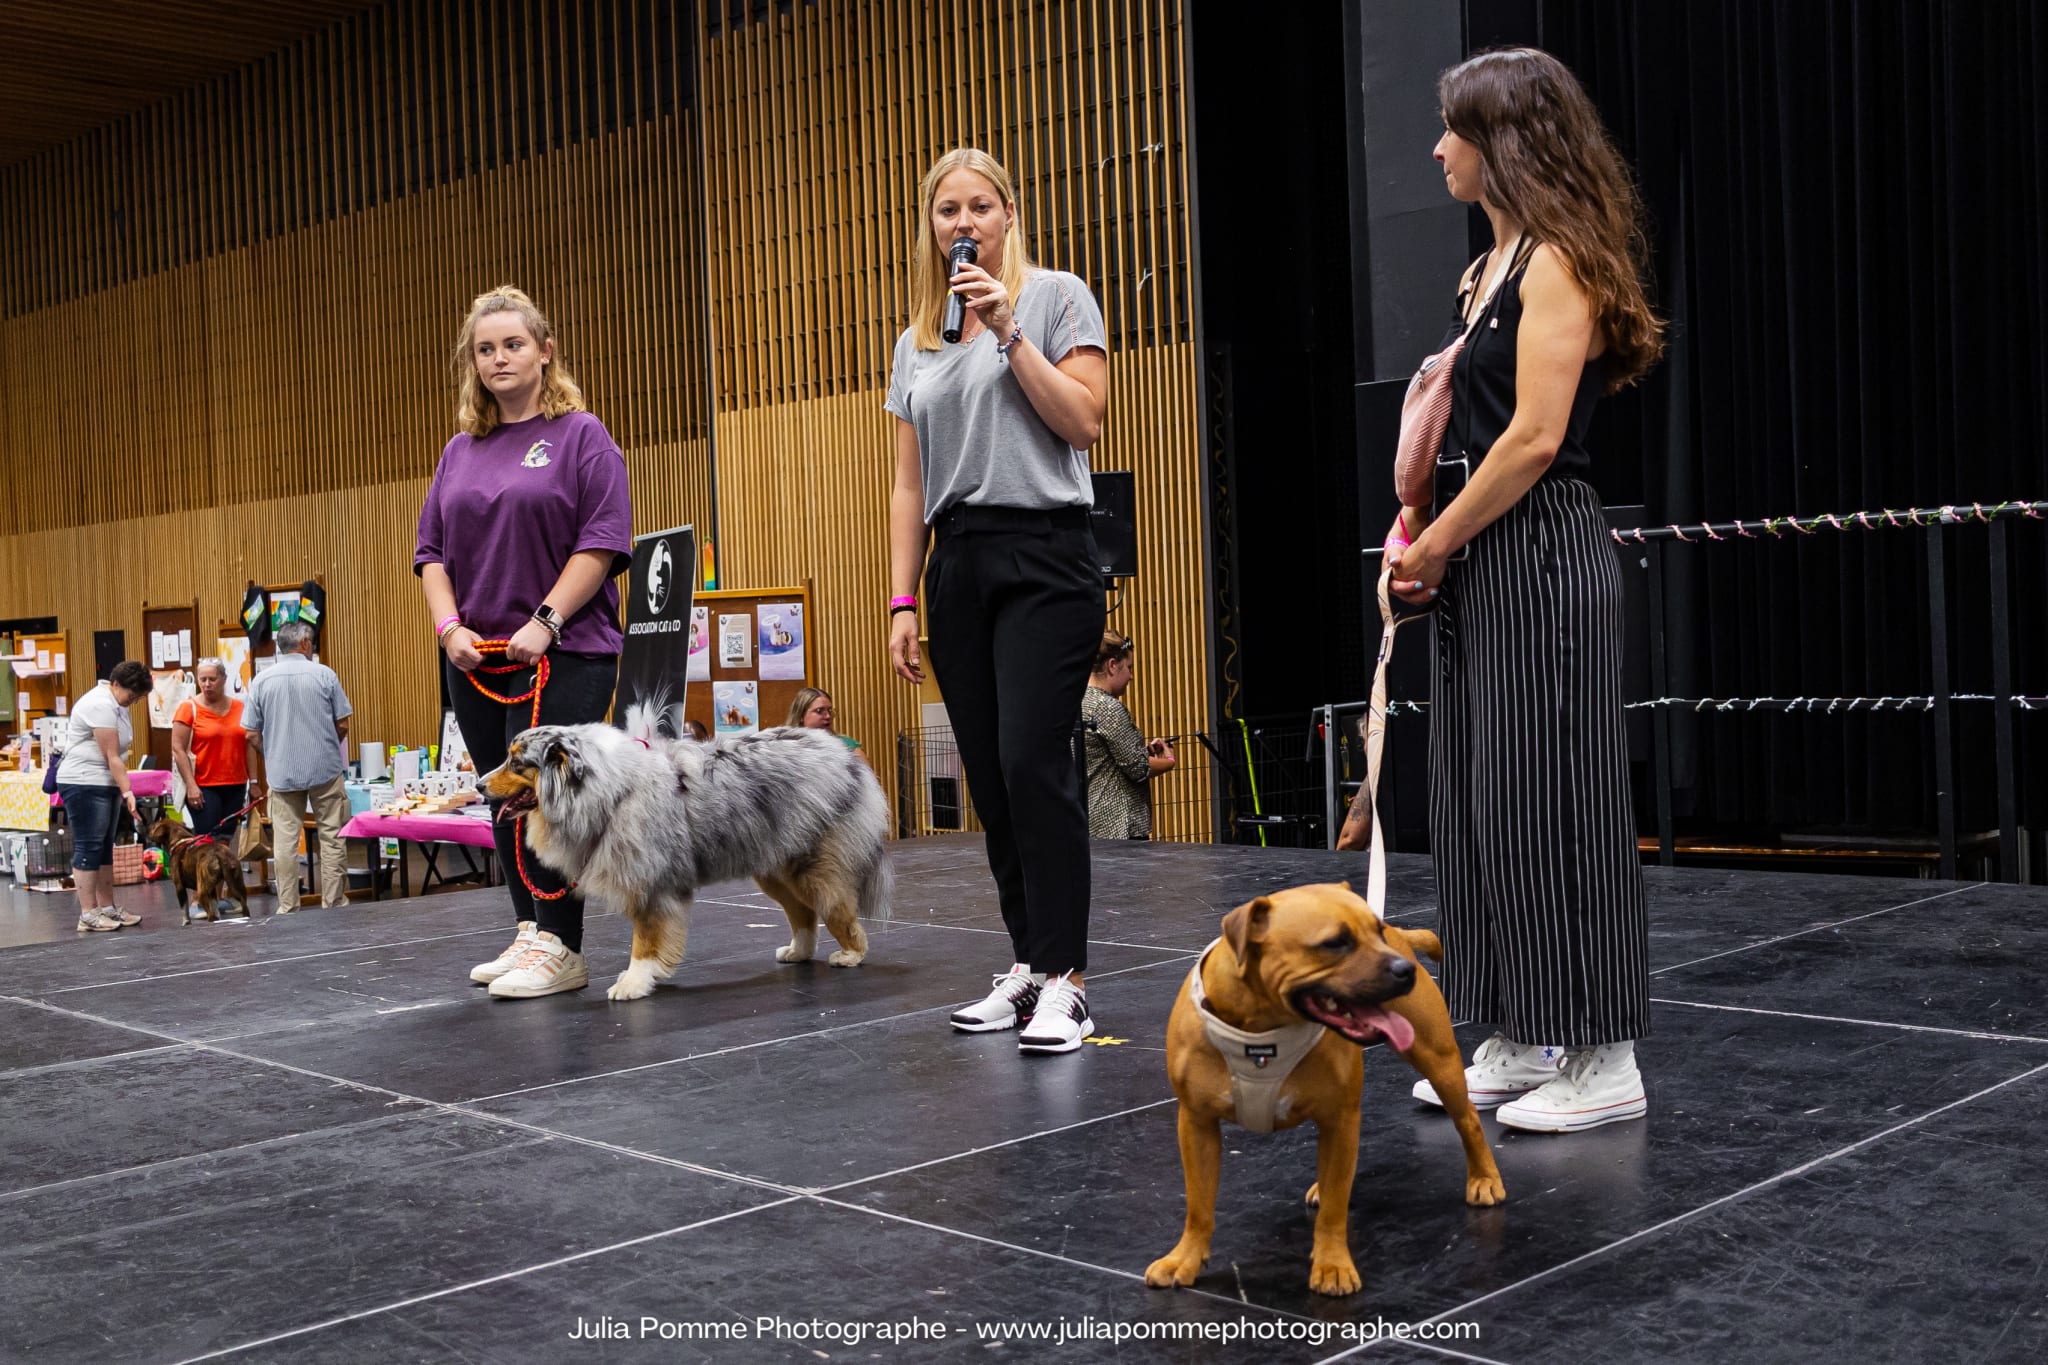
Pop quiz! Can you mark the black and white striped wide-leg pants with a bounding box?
[1428,476,1650,1047]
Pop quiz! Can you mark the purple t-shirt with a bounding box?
[414,411,633,656]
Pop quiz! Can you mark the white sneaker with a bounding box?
[487,931,589,999]
[1412,1032,1564,1110]
[1017,972,1093,1054]
[949,964,1044,1033]
[1496,1042,1647,1132]
[470,921,540,984]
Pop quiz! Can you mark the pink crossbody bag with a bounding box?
[1392,236,1528,508]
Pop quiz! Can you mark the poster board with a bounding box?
[616,525,697,741]
[216,577,331,672]
[439,710,472,773]
[684,583,814,739]
[141,600,198,768]
[216,578,331,769]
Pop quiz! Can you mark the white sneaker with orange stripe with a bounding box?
[1495,1041,1646,1132]
[470,921,539,984]
[486,930,589,999]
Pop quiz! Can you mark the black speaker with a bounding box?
[1089,470,1139,579]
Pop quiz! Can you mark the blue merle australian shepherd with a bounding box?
[486,723,891,1000]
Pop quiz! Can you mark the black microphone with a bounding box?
[941,237,977,344]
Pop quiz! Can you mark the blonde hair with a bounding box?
[449,284,587,437]
[1093,630,1134,673]
[787,687,831,729]
[909,149,1035,351]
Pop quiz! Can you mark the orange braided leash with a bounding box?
[465,641,571,901]
[463,640,551,726]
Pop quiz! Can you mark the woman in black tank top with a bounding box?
[1387,49,1667,1135]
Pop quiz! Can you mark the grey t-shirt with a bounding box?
[243,653,353,791]
[884,268,1107,522]
[56,683,133,787]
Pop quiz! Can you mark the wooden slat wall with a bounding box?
[0,0,1210,837]
[0,480,439,763]
[0,0,711,762]
[702,0,1209,837]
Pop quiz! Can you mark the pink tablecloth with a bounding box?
[339,811,496,848]
[43,768,173,806]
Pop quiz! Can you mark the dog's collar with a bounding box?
[169,835,216,852]
[1188,939,1327,1134]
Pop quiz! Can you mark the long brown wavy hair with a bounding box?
[1439,48,1665,390]
[449,284,588,437]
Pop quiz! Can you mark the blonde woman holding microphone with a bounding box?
[885,148,1109,1054]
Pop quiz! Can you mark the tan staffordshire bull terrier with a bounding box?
[1145,883,1504,1296]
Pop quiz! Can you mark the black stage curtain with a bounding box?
[1476,0,2048,839]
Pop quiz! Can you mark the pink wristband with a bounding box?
[889,595,917,608]
[435,614,462,638]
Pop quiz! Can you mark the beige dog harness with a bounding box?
[1187,941,1326,1133]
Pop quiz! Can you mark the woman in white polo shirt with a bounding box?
[56,660,149,932]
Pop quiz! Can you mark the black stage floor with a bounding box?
[2,837,2043,1364]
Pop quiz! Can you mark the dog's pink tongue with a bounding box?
[1358,1005,1416,1052]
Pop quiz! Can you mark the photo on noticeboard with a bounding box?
[756,602,805,681]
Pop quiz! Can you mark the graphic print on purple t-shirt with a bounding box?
[414,411,633,656]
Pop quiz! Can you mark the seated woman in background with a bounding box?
[788,686,862,757]
[1080,631,1175,840]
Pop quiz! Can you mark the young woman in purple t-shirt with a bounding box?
[415,285,632,999]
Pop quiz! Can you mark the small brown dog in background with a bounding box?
[148,818,251,925]
[1147,882,1504,1296]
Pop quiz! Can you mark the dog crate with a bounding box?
[26,828,72,880]
[920,703,967,831]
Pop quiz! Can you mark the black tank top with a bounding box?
[1441,244,1605,487]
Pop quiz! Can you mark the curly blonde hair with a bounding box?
[449,284,587,437]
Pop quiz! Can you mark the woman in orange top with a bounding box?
[172,658,263,839]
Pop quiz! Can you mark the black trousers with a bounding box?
[446,650,618,952]
[191,782,248,839]
[925,506,1105,975]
